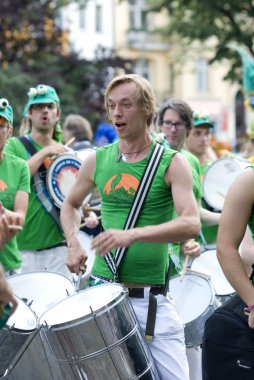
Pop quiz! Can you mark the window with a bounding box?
[129,0,148,30]
[79,6,86,29]
[134,59,149,79]
[196,58,209,92]
[95,4,102,33]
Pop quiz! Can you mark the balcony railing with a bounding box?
[127,29,170,51]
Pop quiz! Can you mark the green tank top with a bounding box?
[169,149,202,275]
[201,161,218,244]
[92,141,177,285]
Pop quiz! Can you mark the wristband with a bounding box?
[244,304,254,315]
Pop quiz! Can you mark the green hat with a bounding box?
[26,84,60,111]
[0,98,13,125]
[192,110,214,129]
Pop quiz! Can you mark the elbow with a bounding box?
[189,218,201,239]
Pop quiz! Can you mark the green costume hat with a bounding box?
[26,84,60,111]
[227,44,254,111]
[24,84,63,143]
[192,110,214,129]
[0,98,13,125]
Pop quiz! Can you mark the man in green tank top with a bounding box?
[185,111,219,246]
[61,74,200,380]
[4,85,72,278]
[157,99,221,380]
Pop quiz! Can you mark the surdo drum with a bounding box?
[203,156,250,211]
[168,273,218,347]
[39,283,156,379]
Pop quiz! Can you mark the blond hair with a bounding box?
[104,74,157,126]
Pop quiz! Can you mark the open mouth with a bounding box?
[115,122,126,129]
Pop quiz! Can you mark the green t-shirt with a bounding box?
[170,149,202,275]
[92,141,176,285]
[0,153,30,270]
[200,161,219,244]
[4,136,64,250]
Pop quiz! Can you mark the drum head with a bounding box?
[203,157,245,211]
[169,273,214,325]
[9,271,75,318]
[40,283,125,327]
[191,250,235,296]
[7,296,37,331]
[46,153,82,208]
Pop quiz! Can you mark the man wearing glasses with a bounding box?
[157,99,220,380]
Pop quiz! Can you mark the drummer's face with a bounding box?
[186,126,211,156]
[29,103,60,132]
[160,108,187,151]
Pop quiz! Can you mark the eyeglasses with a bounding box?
[161,121,186,130]
[0,124,9,130]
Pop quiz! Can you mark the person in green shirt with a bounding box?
[185,111,219,246]
[4,85,72,278]
[157,99,221,380]
[61,74,200,380]
[0,98,30,276]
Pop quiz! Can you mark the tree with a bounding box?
[148,0,254,82]
[0,1,134,133]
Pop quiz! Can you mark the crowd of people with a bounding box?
[0,73,253,380]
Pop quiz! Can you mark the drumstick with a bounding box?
[83,206,101,213]
[216,190,226,199]
[80,216,101,228]
[180,255,190,281]
[186,267,211,279]
[8,225,23,231]
[65,137,75,147]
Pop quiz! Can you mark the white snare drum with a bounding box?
[0,296,38,377]
[9,271,75,318]
[203,156,250,211]
[39,284,155,379]
[169,273,218,347]
[46,152,90,209]
[191,249,235,304]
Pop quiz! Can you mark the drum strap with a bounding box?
[104,143,165,279]
[18,136,62,231]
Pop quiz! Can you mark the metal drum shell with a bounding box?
[39,283,155,380]
[0,296,38,377]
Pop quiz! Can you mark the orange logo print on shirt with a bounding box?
[0,179,7,192]
[104,173,139,199]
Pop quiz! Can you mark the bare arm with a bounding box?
[217,169,254,327]
[199,200,221,226]
[27,143,68,176]
[60,151,97,274]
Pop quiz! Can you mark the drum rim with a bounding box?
[8,270,74,284]
[169,272,215,323]
[39,283,127,330]
[6,296,38,331]
[46,153,82,208]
